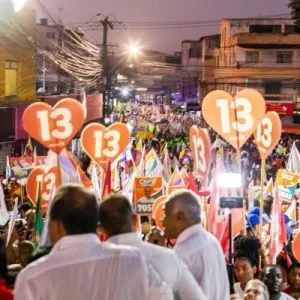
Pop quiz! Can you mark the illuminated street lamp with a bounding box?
[126,42,142,57]
[11,0,27,12]
[121,87,129,97]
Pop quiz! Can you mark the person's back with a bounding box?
[15,235,153,300]
[15,185,172,300]
[174,224,229,300]
[164,190,230,300]
[100,194,207,300]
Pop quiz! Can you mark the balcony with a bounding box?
[231,33,300,48]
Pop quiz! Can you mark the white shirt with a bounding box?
[174,224,230,300]
[108,232,207,300]
[279,292,296,300]
[14,234,173,300]
[234,282,244,298]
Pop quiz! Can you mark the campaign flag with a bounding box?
[40,185,55,247]
[285,200,296,220]
[0,184,9,226]
[102,162,112,199]
[276,169,299,203]
[270,186,287,264]
[162,149,172,182]
[34,183,44,238]
[134,176,163,215]
[6,198,18,246]
[287,142,300,174]
[23,137,33,157]
[46,149,91,188]
[168,166,184,187]
[135,139,143,165]
[122,169,136,204]
[145,149,163,177]
[91,164,101,200]
[5,156,11,180]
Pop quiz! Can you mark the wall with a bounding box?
[0,8,36,103]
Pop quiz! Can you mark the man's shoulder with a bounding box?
[141,241,178,261]
[280,292,296,300]
[19,243,143,282]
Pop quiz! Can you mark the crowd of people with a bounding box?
[0,104,299,299]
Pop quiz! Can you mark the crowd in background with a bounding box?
[0,104,299,299]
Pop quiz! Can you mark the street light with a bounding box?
[11,0,27,12]
[126,42,142,57]
[121,87,129,97]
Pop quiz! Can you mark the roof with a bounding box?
[221,18,292,22]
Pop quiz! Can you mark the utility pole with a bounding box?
[42,54,46,94]
[100,17,113,123]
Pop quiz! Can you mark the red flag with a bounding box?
[187,173,199,194]
[102,162,112,198]
[270,186,285,264]
[208,159,229,254]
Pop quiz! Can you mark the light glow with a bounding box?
[11,0,27,12]
[217,173,242,189]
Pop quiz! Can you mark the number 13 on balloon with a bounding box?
[189,126,212,187]
[81,123,131,166]
[254,111,282,159]
[202,89,266,149]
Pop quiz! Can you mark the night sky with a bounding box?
[37,0,290,52]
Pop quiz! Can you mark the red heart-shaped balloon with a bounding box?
[81,122,131,166]
[22,98,85,154]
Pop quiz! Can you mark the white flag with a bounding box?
[40,185,56,247]
[287,142,300,175]
[6,198,18,246]
[0,184,9,226]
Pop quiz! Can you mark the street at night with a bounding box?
[0,0,300,299]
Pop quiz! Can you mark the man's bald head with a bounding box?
[99,194,134,237]
[50,185,98,236]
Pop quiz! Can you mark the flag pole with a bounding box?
[259,159,266,240]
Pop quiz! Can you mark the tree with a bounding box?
[289,0,300,27]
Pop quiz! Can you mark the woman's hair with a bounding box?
[234,236,261,267]
[0,238,8,280]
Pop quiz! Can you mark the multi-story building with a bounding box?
[214,18,300,123]
[181,39,201,102]
[0,7,36,168]
[0,8,36,105]
[198,34,220,99]
[181,35,220,102]
[36,18,99,95]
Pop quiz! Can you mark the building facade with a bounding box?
[0,8,36,105]
[181,35,220,103]
[0,7,36,169]
[214,18,300,119]
[181,39,201,102]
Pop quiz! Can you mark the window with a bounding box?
[188,45,201,58]
[249,25,281,33]
[285,25,300,33]
[245,51,259,63]
[5,61,18,96]
[46,32,56,39]
[277,51,293,64]
[264,81,282,99]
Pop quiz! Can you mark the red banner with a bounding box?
[266,101,294,116]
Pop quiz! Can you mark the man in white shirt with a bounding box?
[164,189,230,300]
[262,266,295,300]
[99,194,207,300]
[14,184,172,300]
